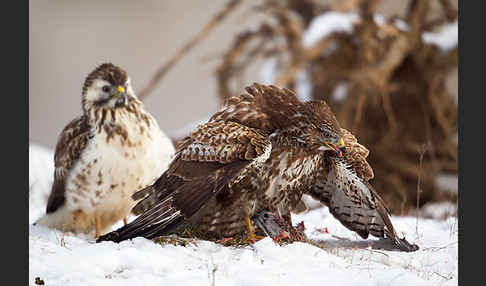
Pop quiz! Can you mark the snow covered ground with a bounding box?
[29,144,55,224]
[29,143,458,286]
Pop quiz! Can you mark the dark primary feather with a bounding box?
[46,116,92,214]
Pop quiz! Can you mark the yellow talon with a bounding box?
[245,216,264,243]
[245,216,254,240]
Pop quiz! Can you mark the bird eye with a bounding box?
[102,86,111,93]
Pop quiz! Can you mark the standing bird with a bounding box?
[98,83,417,252]
[35,63,175,238]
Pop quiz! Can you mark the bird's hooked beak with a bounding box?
[113,86,127,107]
[319,138,346,157]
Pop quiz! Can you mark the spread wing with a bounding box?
[97,121,271,242]
[307,157,418,252]
[46,115,92,213]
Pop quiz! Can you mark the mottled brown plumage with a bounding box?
[98,83,417,251]
[45,115,92,214]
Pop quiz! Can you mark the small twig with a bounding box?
[432,271,454,281]
[55,230,71,250]
[421,241,457,252]
[381,92,398,136]
[421,100,440,177]
[416,144,426,237]
[362,248,390,257]
[138,0,242,99]
[351,93,366,133]
[331,234,351,241]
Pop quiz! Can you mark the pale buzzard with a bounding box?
[35,63,175,238]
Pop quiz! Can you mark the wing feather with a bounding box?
[307,157,418,251]
[210,83,303,132]
[46,116,92,214]
[295,127,374,213]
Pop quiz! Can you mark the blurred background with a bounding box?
[29,0,457,217]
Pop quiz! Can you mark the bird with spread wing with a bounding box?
[98,83,418,252]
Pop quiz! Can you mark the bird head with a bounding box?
[81,63,136,112]
[303,101,346,157]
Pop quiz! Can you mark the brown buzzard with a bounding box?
[98,83,417,251]
[35,63,175,238]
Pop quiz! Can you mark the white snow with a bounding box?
[422,21,458,52]
[420,202,457,221]
[29,142,458,286]
[303,11,457,53]
[331,82,349,102]
[436,173,458,193]
[259,57,279,85]
[295,69,312,102]
[373,14,387,26]
[302,12,359,48]
[29,143,55,224]
[29,207,458,286]
[394,19,410,32]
